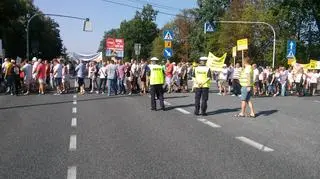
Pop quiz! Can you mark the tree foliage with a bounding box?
[98,1,319,66]
[0,0,64,59]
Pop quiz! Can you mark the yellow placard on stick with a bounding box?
[237,38,248,51]
[232,46,237,57]
[164,41,172,48]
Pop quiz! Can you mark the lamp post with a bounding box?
[26,13,92,60]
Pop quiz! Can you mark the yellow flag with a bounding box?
[206,52,227,72]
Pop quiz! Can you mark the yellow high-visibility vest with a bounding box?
[239,65,254,87]
[195,66,211,88]
[149,64,164,85]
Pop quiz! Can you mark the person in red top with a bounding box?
[36,59,46,95]
[165,59,174,93]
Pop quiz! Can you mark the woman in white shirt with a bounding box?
[307,70,319,96]
[88,62,97,93]
[97,61,108,94]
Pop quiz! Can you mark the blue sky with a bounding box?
[34,0,197,54]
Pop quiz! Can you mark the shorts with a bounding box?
[54,78,62,86]
[219,80,228,87]
[77,77,84,87]
[241,86,252,102]
[165,76,172,86]
[141,76,146,83]
[38,78,45,84]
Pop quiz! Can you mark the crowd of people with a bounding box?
[0,57,319,97]
[214,63,320,97]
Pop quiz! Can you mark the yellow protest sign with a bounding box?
[232,46,237,57]
[164,41,172,48]
[237,38,248,51]
[309,60,320,69]
[206,52,227,72]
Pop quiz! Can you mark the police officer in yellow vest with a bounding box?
[193,57,212,116]
[149,57,165,111]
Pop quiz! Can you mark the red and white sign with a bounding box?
[105,38,125,57]
[106,38,115,49]
[114,38,124,50]
[106,38,124,50]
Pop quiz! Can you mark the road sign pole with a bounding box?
[233,56,236,67]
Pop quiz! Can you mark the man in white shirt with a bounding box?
[53,59,63,95]
[218,64,228,96]
[252,64,260,96]
[21,59,32,95]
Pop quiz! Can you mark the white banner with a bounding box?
[70,52,102,62]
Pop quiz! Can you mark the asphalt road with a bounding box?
[0,87,320,178]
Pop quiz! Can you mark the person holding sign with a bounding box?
[235,57,256,118]
[193,57,212,116]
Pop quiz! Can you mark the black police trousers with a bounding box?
[150,84,165,110]
[194,88,209,114]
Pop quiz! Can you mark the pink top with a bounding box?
[37,63,46,79]
[117,64,126,79]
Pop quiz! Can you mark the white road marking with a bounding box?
[236,136,274,152]
[67,166,77,179]
[71,118,77,127]
[197,118,221,128]
[164,101,171,106]
[175,108,191,114]
[73,100,77,105]
[73,95,77,98]
[69,135,77,151]
[314,100,320,104]
[72,107,77,114]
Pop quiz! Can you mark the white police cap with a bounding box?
[150,57,159,61]
[199,57,208,61]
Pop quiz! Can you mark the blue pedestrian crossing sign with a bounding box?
[163,30,174,41]
[287,40,296,58]
[164,48,173,58]
[204,22,215,34]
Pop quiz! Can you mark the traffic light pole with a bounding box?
[26,13,91,60]
[212,21,276,68]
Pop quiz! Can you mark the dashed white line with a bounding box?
[73,95,77,98]
[73,100,77,105]
[72,107,77,114]
[67,166,77,179]
[175,108,191,114]
[197,118,221,128]
[236,136,274,152]
[314,100,320,104]
[71,118,77,127]
[69,135,77,151]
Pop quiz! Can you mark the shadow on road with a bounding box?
[164,95,188,99]
[165,104,194,111]
[256,109,278,117]
[0,94,140,110]
[207,108,241,116]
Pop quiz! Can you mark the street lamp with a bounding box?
[26,13,92,60]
